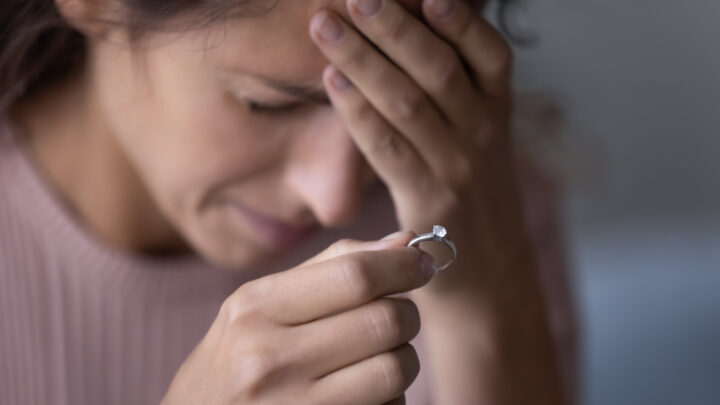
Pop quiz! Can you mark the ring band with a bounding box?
[407,225,457,272]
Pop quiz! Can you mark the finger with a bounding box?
[310,344,420,405]
[422,0,514,99]
[383,395,406,405]
[346,0,480,128]
[299,230,416,267]
[296,297,420,377]
[243,246,435,324]
[323,65,431,194]
[310,10,461,174]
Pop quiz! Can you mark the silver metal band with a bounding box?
[407,225,457,272]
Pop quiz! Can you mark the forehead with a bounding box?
[203,0,424,83]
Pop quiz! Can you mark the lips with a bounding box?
[226,200,317,248]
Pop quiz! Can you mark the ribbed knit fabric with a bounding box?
[0,120,435,405]
[0,121,251,404]
[0,100,578,404]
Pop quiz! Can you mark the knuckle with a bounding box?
[328,238,356,256]
[218,298,237,326]
[432,52,463,90]
[455,10,475,40]
[387,13,413,43]
[405,248,427,284]
[387,395,407,405]
[352,100,376,122]
[448,155,474,186]
[339,256,375,301]
[390,90,426,120]
[400,299,421,337]
[340,43,370,71]
[407,177,435,200]
[219,287,257,326]
[369,127,401,157]
[233,345,282,398]
[488,42,514,76]
[473,108,497,142]
[377,351,412,395]
[367,301,405,344]
[379,354,405,393]
[427,188,462,217]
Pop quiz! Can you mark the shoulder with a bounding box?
[0,118,45,262]
[0,121,27,217]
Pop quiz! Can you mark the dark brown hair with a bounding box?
[0,0,516,111]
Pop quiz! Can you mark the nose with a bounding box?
[284,116,370,227]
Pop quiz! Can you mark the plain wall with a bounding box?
[499,0,720,403]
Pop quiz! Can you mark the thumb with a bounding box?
[298,230,417,267]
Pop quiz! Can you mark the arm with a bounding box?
[412,153,576,405]
[412,217,567,405]
[309,1,576,402]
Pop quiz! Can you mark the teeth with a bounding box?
[432,225,447,238]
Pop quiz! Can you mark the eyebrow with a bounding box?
[261,78,331,105]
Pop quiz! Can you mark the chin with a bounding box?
[197,232,275,272]
[181,202,311,274]
[175,219,263,274]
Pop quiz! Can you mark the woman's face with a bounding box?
[88,0,422,269]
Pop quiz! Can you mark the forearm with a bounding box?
[412,245,566,405]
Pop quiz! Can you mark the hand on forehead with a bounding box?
[316,0,424,20]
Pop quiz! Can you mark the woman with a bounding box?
[0,0,576,403]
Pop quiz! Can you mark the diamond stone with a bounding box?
[432,225,447,238]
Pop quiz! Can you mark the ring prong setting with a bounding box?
[432,225,448,239]
[407,225,457,272]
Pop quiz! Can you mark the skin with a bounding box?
[11,0,567,403]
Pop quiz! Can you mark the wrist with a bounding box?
[410,241,566,405]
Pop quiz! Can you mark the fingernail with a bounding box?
[312,12,345,42]
[331,68,353,91]
[420,253,437,279]
[353,0,384,17]
[429,0,454,18]
[380,231,406,241]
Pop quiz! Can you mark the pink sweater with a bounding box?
[0,121,437,404]
[0,107,577,404]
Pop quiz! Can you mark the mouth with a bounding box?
[225,200,318,249]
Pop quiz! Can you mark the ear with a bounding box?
[54,0,118,38]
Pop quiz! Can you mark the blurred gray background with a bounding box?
[494,0,720,404]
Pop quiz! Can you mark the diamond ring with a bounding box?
[407,225,457,272]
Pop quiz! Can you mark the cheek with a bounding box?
[132,95,288,214]
[95,49,287,215]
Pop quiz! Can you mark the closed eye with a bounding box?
[247,100,302,115]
